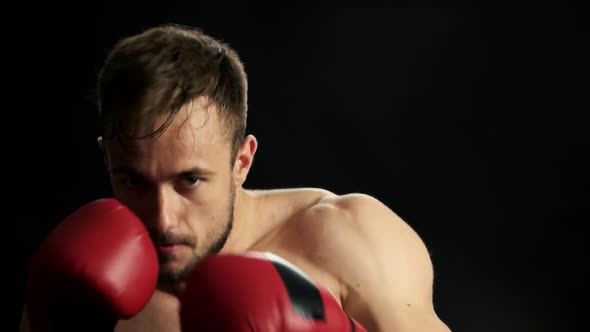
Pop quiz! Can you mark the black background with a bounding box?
[9,4,588,332]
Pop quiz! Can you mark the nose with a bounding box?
[144,186,180,233]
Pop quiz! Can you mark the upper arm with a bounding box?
[310,194,451,332]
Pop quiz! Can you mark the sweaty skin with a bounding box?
[21,99,451,332]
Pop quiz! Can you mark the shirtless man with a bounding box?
[21,23,451,332]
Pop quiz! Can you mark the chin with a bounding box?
[158,262,185,280]
[163,259,188,271]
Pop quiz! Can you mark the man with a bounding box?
[21,23,451,331]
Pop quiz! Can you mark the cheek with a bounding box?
[188,182,233,221]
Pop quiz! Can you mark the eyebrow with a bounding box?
[110,166,215,179]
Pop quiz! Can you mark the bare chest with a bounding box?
[245,218,343,307]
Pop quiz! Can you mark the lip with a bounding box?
[158,245,180,253]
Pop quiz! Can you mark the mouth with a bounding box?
[157,243,183,254]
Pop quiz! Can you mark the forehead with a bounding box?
[106,99,229,163]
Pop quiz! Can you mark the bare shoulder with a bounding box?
[304,192,401,226]
[291,192,426,285]
[293,193,451,332]
[295,192,413,248]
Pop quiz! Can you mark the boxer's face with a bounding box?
[100,100,251,288]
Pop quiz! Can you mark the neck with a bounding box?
[220,187,261,253]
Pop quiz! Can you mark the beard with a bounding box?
[154,182,236,289]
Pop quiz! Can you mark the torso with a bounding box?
[115,187,343,332]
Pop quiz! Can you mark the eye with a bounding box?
[120,176,141,189]
[182,175,200,187]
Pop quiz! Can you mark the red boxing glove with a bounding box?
[25,198,159,332]
[179,252,367,332]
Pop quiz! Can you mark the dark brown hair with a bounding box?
[97,23,248,162]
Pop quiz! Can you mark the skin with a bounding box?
[21,97,452,332]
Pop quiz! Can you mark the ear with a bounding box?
[233,134,258,187]
[97,136,109,168]
[97,136,104,152]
